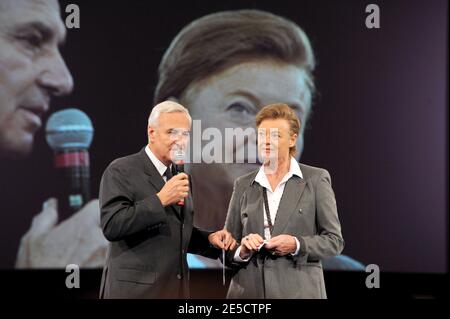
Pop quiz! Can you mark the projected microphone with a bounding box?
[172,147,186,206]
[45,108,93,219]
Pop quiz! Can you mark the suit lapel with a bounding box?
[245,183,265,238]
[271,176,306,236]
[140,148,165,191]
[139,148,182,220]
[181,191,193,222]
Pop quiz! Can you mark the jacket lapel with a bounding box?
[140,148,165,191]
[271,175,306,236]
[139,148,182,220]
[244,181,265,238]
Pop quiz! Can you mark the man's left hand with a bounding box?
[208,229,237,250]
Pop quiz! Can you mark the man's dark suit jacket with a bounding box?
[98,147,219,298]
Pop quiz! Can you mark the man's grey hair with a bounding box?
[148,100,192,126]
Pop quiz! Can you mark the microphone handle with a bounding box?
[54,149,91,220]
[175,163,184,173]
[175,163,185,206]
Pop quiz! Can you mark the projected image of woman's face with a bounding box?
[180,59,311,229]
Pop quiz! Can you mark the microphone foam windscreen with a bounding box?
[45,108,94,150]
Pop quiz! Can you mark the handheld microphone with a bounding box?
[45,108,93,220]
[172,148,186,206]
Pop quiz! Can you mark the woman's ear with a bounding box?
[290,133,298,148]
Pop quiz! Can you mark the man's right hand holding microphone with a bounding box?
[156,172,189,206]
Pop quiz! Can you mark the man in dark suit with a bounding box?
[99,100,236,298]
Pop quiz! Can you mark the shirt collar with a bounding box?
[145,145,168,177]
[254,157,303,190]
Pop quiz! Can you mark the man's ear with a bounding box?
[148,125,155,143]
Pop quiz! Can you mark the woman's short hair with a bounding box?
[154,9,315,106]
[256,103,300,157]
